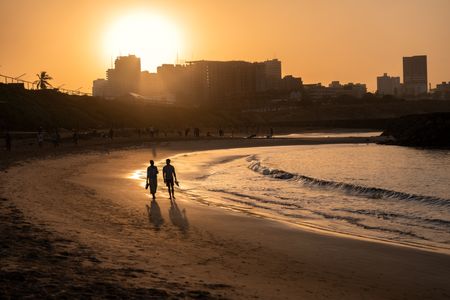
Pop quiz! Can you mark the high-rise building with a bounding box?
[184,60,264,106]
[403,55,427,96]
[92,79,108,98]
[377,73,401,96]
[106,55,141,97]
[263,59,282,90]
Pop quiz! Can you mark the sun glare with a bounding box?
[104,12,182,72]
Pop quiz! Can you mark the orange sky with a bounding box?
[1,0,449,93]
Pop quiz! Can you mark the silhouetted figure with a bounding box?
[151,126,155,138]
[72,130,79,145]
[184,128,190,137]
[109,128,114,140]
[5,131,11,151]
[194,127,200,137]
[169,199,189,232]
[37,128,44,148]
[219,129,224,137]
[52,129,60,147]
[163,158,178,199]
[146,160,159,200]
[270,127,274,137]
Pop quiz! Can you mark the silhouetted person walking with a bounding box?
[52,129,60,147]
[37,128,44,147]
[109,128,114,140]
[146,160,159,200]
[72,130,79,145]
[163,158,178,199]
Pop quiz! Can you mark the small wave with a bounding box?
[335,208,450,228]
[248,158,450,208]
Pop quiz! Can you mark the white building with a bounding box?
[377,73,401,96]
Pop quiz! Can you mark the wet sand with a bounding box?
[2,137,450,299]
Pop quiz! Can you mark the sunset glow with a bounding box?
[103,12,181,72]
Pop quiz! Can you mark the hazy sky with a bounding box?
[1,0,449,93]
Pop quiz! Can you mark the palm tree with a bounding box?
[34,71,53,89]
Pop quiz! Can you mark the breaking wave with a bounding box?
[247,156,450,208]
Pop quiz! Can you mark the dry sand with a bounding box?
[1,137,450,299]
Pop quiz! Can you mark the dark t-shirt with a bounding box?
[163,165,176,180]
[147,166,158,179]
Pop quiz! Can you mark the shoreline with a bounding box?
[2,137,450,299]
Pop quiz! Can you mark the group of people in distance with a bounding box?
[146,159,178,200]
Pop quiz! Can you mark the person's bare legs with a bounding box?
[167,183,173,199]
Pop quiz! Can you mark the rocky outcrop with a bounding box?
[382,112,450,148]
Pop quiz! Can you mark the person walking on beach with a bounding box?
[72,130,79,145]
[163,159,178,199]
[146,160,159,200]
[37,128,44,148]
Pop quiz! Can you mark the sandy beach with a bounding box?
[1,137,450,299]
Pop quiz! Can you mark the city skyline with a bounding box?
[1,0,450,93]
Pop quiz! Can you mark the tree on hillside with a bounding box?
[34,71,53,89]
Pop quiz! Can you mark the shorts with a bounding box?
[165,178,174,186]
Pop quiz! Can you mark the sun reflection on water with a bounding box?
[129,169,146,180]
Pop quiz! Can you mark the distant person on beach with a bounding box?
[109,128,114,140]
[52,129,60,147]
[37,128,44,147]
[146,160,159,200]
[163,159,178,199]
[72,130,79,145]
[5,131,11,151]
[149,126,154,138]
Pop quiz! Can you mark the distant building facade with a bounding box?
[329,81,367,98]
[403,55,427,96]
[304,81,367,100]
[432,82,450,100]
[93,55,300,106]
[377,73,401,96]
[107,55,141,96]
[92,79,108,97]
[263,59,282,90]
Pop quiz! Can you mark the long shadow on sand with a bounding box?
[169,199,189,233]
[146,199,164,230]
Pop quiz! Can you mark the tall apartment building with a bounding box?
[377,73,401,96]
[263,59,282,90]
[106,55,141,97]
[93,55,292,106]
[403,55,427,96]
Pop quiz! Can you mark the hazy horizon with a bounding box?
[1,0,449,93]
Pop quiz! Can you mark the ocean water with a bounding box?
[274,131,382,138]
[172,144,450,252]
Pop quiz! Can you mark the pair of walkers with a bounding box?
[146,159,178,200]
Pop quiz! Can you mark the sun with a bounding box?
[104,12,182,72]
